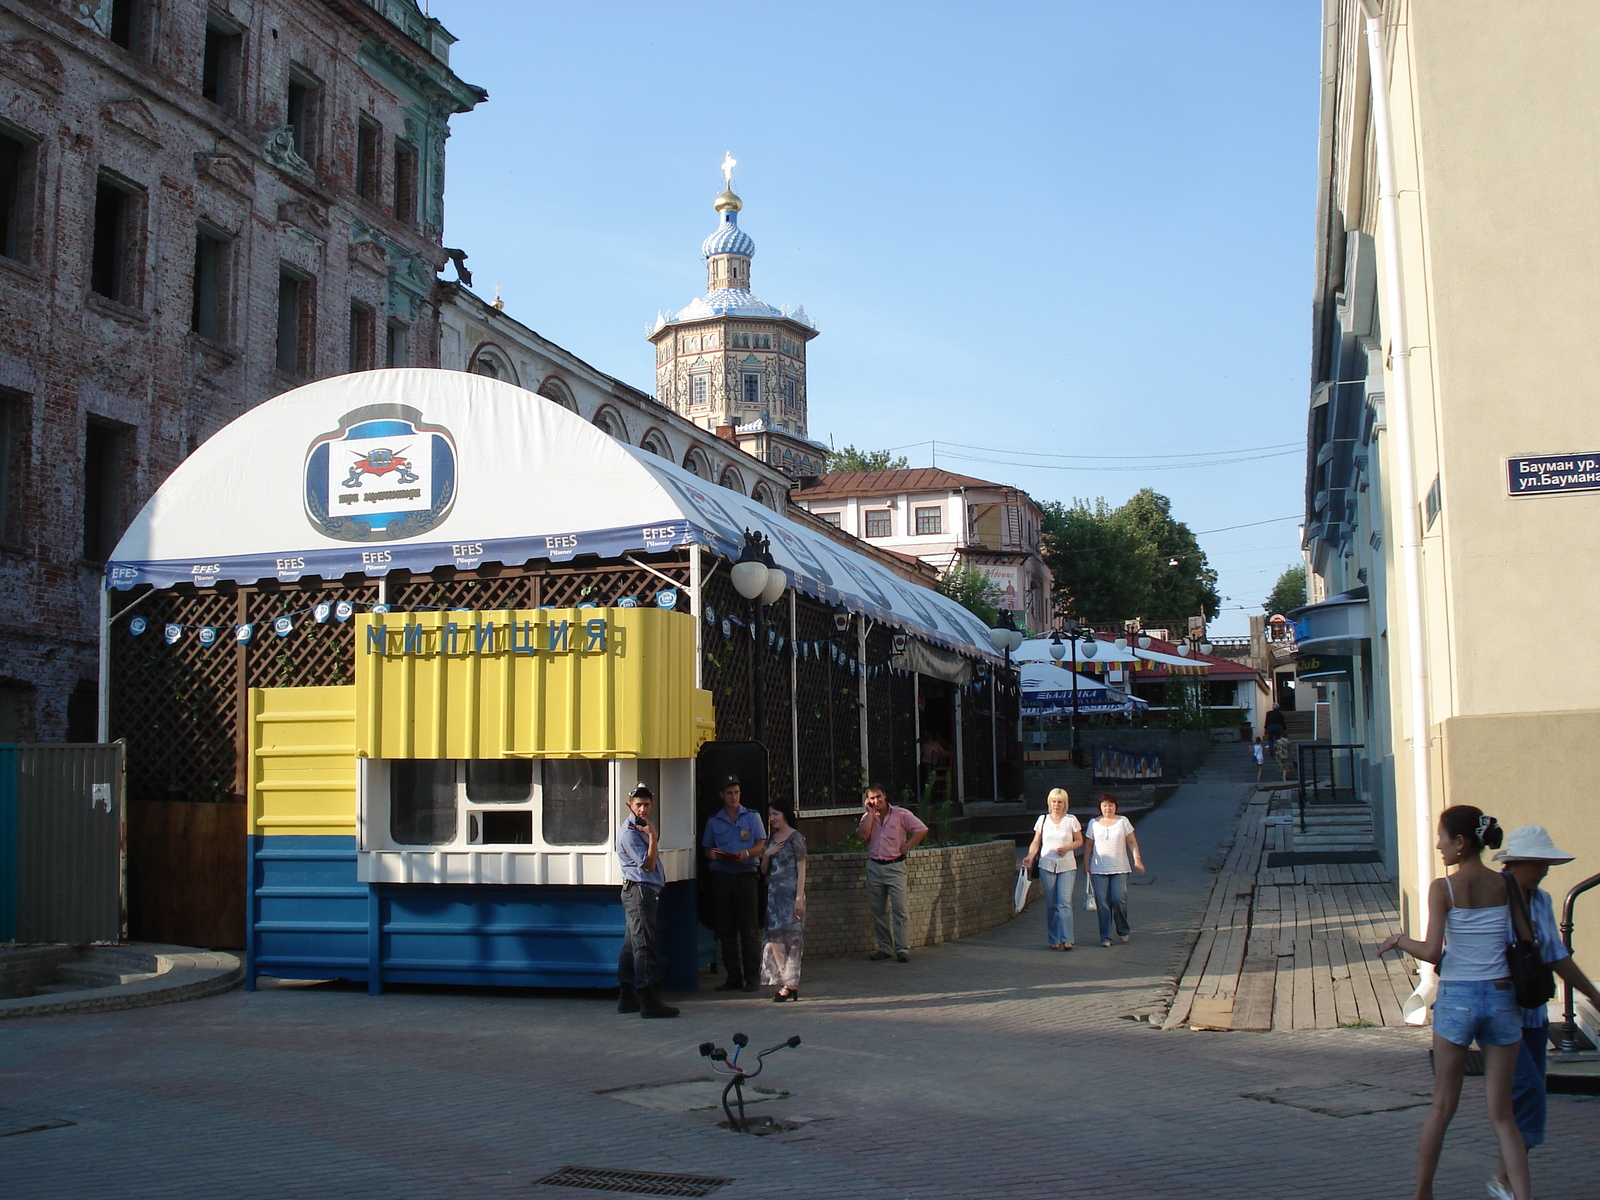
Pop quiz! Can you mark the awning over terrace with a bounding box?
[106,370,999,658]
[1019,661,1148,717]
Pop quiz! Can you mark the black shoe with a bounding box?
[714,979,744,992]
[895,951,909,963]
[741,980,759,993]
[638,986,680,1019]
[616,986,640,1014]
[868,951,892,961]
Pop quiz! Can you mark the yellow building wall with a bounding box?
[354,607,714,760]
[248,685,358,838]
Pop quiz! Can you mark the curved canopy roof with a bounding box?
[1019,661,1147,715]
[108,370,998,657]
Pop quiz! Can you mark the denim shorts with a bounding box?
[1433,979,1523,1048]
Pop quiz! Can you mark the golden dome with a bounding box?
[714,188,743,213]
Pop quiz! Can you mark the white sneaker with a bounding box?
[1486,1177,1514,1200]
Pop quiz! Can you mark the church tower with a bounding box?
[648,156,825,479]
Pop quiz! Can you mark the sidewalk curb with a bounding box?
[0,947,243,1020]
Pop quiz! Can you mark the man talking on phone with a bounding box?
[858,784,928,962]
[615,783,678,1018]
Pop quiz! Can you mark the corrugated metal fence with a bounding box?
[0,743,124,943]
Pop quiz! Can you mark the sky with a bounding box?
[429,1,1320,637]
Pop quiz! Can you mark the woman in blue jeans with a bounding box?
[1022,788,1082,950]
[1379,806,1530,1200]
[1083,794,1143,947]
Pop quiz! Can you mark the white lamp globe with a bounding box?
[1200,641,1213,656]
[1080,638,1098,660]
[1176,644,1191,657]
[1137,635,1151,649]
[988,627,1011,652]
[1049,640,1067,661]
[1114,637,1128,650]
[1008,628,1026,651]
[760,566,787,606]
[730,559,769,600]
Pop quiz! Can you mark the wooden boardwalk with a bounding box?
[1165,790,1419,1032]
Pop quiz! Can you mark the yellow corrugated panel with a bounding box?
[354,608,713,760]
[248,685,358,836]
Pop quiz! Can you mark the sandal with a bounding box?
[1101,939,1113,948]
[773,988,798,1002]
[1061,943,1074,951]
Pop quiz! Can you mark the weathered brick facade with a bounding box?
[0,0,481,740]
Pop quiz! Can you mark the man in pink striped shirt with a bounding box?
[857,785,928,962]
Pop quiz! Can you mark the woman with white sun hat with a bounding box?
[1485,825,1600,1200]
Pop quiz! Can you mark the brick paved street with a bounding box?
[2,745,1595,1199]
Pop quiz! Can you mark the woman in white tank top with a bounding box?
[1379,806,1530,1200]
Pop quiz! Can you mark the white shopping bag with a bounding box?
[1014,868,1031,913]
[1083,875,1097,911]
[1402,972,1436,1026]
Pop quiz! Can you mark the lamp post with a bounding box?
[1172,621,1213,730]
[730,528,788,744]
[1050,621,1098,768]
[987,608,1025,669]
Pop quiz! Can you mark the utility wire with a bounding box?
[882,438,1301,462]
[938,448,1299,472]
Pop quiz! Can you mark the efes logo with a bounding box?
[304,404,457,542]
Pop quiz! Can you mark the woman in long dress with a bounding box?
[760,802,807,1002]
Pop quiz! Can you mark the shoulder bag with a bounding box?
[1502,871,1556,1010]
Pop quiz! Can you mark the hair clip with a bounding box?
[1476,814,1493,838]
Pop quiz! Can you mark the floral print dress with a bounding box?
[760,832,806,988]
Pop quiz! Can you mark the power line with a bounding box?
[901,438,1301,461]
[937,448,1300,472]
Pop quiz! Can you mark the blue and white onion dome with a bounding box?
[702,189,755,258]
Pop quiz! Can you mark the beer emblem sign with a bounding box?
[304,404,457,542]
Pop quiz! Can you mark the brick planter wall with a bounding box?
[0,945,76,1000]
[803,840,1022,958]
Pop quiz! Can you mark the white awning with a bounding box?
[107,370,1000,658]
[1019,661,1148,714]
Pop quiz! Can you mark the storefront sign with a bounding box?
[1295,653,1352,681]
[364,617,610,656]
[1506,453,1600,497]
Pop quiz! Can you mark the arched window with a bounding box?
[639,428,672,460]
[593,406,629,443]
[752,482,783,511]
[683,449,710,478]
[468,343,519,385]
[719,466,744,494]
[537,376,576,412]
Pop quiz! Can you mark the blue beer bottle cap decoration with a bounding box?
[314,602,332,623]
[703,602,715,624]
[370,603,390,615]
[197,626,218,647]
[616,596,639,608]
[128,615,148,636]
[273,616,294,637]
[657,588,678,611]
[334,600,354,622]
[234,624,253,644]
[163,623,182,644]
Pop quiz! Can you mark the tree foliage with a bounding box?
[1263,565,1307,616]
[936,560,1004,628]
[824,445,909,473]
[1040,488,1221,627]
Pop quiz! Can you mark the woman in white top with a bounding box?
[1022,788,1083,950]
[1083,793,1143,948]
[1379,806,1529,1200]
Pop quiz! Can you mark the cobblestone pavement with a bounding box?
[2,745,1595,1199]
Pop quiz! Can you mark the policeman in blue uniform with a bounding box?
[615,783,678,1018]
[701,775,766,992]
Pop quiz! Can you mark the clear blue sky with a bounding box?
[430,1,1320,636]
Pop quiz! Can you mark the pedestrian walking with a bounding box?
[1487,826,1600,1200]
[1273,735,1295,781]
[857,783,928,962]
[759,801,807,1002]
[614,783,678,1019]
[1252,736,1266,784]
[1021,787,1083,950]
[1083,793,1143,947]
[1264,704,1286,743]
[701,775,765,992]
[1377,806,1530,1200]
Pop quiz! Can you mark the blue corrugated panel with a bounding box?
[248,835,703,992]
[0,747,16,941]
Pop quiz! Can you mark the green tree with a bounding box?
[1263,565,1307,616]
[936,561,1004,628]
[1039,488,1220,627]
[824,445,909,473]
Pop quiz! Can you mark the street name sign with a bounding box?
[1506,453,1600,497]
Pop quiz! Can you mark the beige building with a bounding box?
[1304,0,1600,1021]
[793,468,1052,630]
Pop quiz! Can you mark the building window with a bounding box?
[816,510,841,528]
[915,506,943,536]
[742,374,760,407]
[733,333,749,348]
[0,390,27,549]
[91,175,142,306]
[106,0,147,56]
[190,225,229,341]
[0,681,35,744]
[348,301,375,372]
[390,759,457,846]
[542,759,608,846]
[754,334,770,349]
[286,68,320,164]
[201,12,242,111]
[386,320,408,367]
[785,379,797,407]
[864,510,892,538]
[66,681,98,743]
[0,127,37,264]
[83,419,132,563]
[276,268,314,376]
[691,374,708,406]
[393,139,418,225]
[356,116,380,201]
[537,377,575,411]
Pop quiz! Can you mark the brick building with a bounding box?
[0,0,482,740]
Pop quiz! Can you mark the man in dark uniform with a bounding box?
[615,783,678,1018]
[701,775,766,992]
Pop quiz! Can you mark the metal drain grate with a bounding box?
[535,1166,733,1196]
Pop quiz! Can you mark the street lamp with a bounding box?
[731,529,788,743]
[1051,621,1098,768]
[987,609,1025,668]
